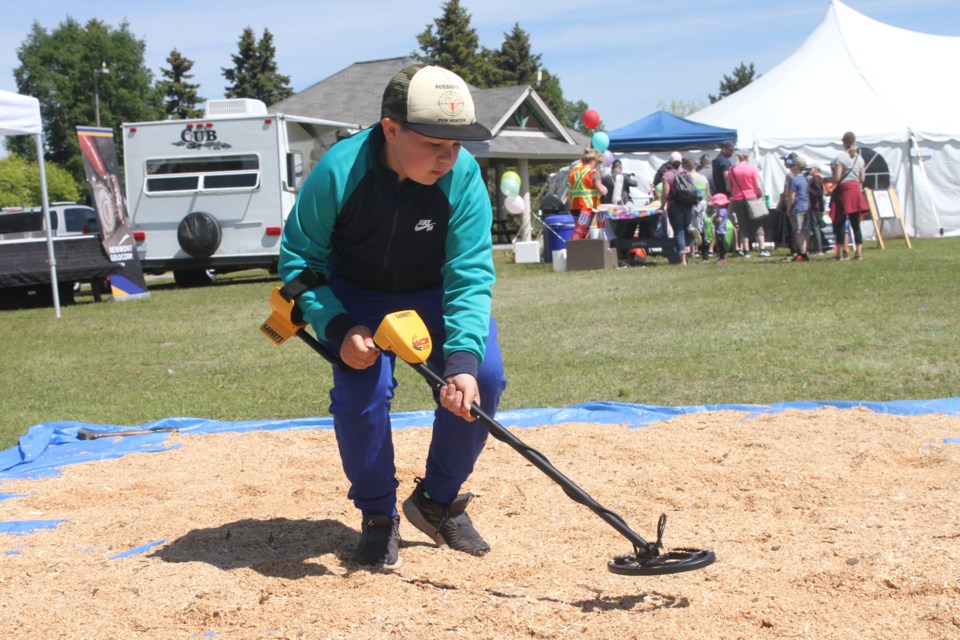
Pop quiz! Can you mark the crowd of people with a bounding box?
[565,132,874,265]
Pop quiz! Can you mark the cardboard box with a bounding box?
[565,239,618,271]
[513,240,541,263]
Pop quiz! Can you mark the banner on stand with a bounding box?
[77,126,149,300]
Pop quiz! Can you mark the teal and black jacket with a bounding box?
[278,124,495,377]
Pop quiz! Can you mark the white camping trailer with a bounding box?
[122,99,358,286]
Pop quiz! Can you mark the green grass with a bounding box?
[3,238,959,450]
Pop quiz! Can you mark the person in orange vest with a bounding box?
[567,148,608,240]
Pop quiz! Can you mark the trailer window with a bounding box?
[144,154,260,193]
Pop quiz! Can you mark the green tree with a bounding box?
[415,0,492,86]
[223,27,293,105]
[0,154,81,208]
[474,46,506,87]
[157,48,204,119]
[709,62,757,103]
[223,27,258,99]
[8,18,162,183]
[657,98,708,117]
[494,23,540,86]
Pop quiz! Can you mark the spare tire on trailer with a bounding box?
[177,211,221,258]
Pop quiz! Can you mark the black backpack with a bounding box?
[671,171,701,205]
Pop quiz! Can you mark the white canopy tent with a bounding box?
[689,0,960,238]
[0,89,60,317]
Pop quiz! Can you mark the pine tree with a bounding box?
[416,0,484,85]
[223,27,258,99]
[495,24,541,86]
[709,62,758,103]
[252,28,292,104]
[222,27,292,105]
[158,48,204,119]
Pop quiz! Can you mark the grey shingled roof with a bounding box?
[271,57,418,127]
[271,56,584,162]
[468,134,588,161]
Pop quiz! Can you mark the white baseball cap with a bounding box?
[381,65,492,141]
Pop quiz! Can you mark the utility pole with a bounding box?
[93,62,109,127]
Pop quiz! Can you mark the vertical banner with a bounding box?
[76,126,150,300]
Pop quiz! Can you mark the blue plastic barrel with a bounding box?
[543,214,576,263]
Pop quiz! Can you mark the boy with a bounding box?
[279,65,507,570]
[708,193,732,263]
[806,164,827,254]
[785,156,811,261]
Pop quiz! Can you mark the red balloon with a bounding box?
[582,109,600,130]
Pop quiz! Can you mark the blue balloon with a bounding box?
[500,176,520,197]
[592,132,610,153]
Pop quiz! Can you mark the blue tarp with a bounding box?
[607,110,738,152]
[2,399,958,484]
[1,399,957,545]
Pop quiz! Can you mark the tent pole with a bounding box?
[909,133,943,237]
[36,133,60,318]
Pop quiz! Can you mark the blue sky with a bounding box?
[2,0,959,132]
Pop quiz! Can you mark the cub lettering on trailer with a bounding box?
[180,127,218,143]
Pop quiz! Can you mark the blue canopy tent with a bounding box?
[608,110,737,152]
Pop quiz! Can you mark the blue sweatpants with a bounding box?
[325,275,507,517]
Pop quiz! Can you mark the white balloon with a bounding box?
[504,195,525,214]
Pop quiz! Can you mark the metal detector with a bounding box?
[261,288,715,575]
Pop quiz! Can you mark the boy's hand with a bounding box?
[439,373,480,422]
[340,325,380,369]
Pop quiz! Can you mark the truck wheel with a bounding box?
[173,269,217,287]
[177,211,222,258]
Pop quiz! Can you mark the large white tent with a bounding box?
[689,0,960,238]
[0,89,60,317]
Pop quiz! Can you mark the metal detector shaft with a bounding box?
[295,329,351,371]
[292,327,655,555]
[407,361,656,555]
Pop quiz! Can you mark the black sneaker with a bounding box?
[402,478,490,557]
[354,514,402,569]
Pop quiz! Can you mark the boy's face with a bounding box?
[382,118,462,185]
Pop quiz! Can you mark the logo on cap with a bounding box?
[438,92,465,118]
